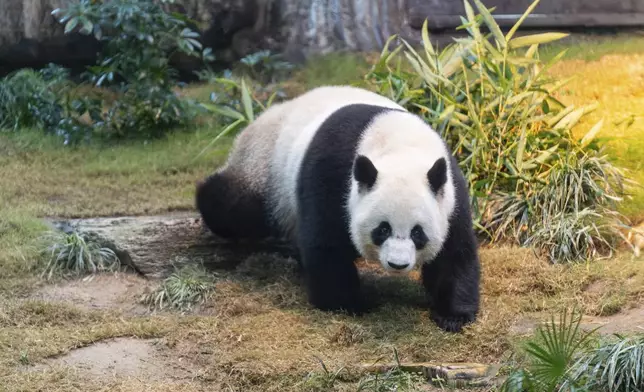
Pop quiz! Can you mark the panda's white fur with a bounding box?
[347,111,456,273]
[266,86,405,242]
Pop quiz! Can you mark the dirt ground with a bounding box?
[6,214,641,391]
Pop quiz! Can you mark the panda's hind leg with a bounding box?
[196,171,272,241]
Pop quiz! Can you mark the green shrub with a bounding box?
[501,308,644,392]
[0,65,96,144]
[51,0,212,141]
[237,50,295,84]
[365,0,629,263]
[195,75,286,159]
[565,333,644,392]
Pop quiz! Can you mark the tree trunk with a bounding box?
[274,0,410,58]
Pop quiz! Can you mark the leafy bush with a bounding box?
[51,0,212,140]
[501,308,644,392]
[365,0,629,263]
[0,65,96,144]
[195,75,287,159]
[564,334,644,392]
[140,260,216,311]
[39,230,121,280]
[237,50,295,84]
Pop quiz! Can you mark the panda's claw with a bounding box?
[430,313,475,333]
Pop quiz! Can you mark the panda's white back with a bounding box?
[266,86,405,240]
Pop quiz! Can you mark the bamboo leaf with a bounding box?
[581,118,604,147]
[505,0,541,42]
[556,103,599,129]
[240,78,254,122]
[463,0,482,41]
[421,19,436,57]
[200,103,245,121]
[509,32,569,49]
[473,0,506,47]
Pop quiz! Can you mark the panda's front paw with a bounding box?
[431,312,476,333]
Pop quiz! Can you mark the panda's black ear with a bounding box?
[354,155,378,190]
[427,157,447,194]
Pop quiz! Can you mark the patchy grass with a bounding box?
[539,32,644,62]
[2,33,644,391]
[0,124,231,218]
[3,248,644,391]
[547,53,644,222]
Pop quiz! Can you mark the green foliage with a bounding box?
[0,65,96,144]
[565,334,644,392]
[502,308,644,392]
[195,75,286,159]
[51,0,211,141]
[140,260,216,311]
[300,357,348,391]
[365,0,629,263]
[237,50,295,84]
[39,230,121,280]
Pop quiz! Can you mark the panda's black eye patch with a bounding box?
[410,225,428,249]
[371,221,391,246]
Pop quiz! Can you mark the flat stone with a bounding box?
[46,212,295,279]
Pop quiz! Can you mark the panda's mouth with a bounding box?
[387,262,409,270]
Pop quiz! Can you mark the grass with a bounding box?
[1,32,644,391]
[0,122,231,218]
[140,260,217,311]
[39,230,120,280]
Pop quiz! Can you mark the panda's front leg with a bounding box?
[298,241,367,315]
[421,227,481,333]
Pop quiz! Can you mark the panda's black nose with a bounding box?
[388,262,409,270]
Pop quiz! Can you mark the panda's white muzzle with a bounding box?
[379,238,416,273]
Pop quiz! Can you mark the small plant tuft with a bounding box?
[140,260,216,312]
[356,349,426,392]
[39,230,120,280]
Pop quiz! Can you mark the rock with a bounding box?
[361,361,504,388]
[47,212,296,279]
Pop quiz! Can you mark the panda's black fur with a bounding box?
[196,90,480,333]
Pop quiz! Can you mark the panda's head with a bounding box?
[347,139,455,274]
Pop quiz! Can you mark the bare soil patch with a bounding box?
[26,337,194,383]
[30,272,153,315]
[510,304,644,336]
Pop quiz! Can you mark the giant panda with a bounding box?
[196,85,481,333]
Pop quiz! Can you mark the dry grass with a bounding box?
[3,247,644,391]
[2,34,644,391]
